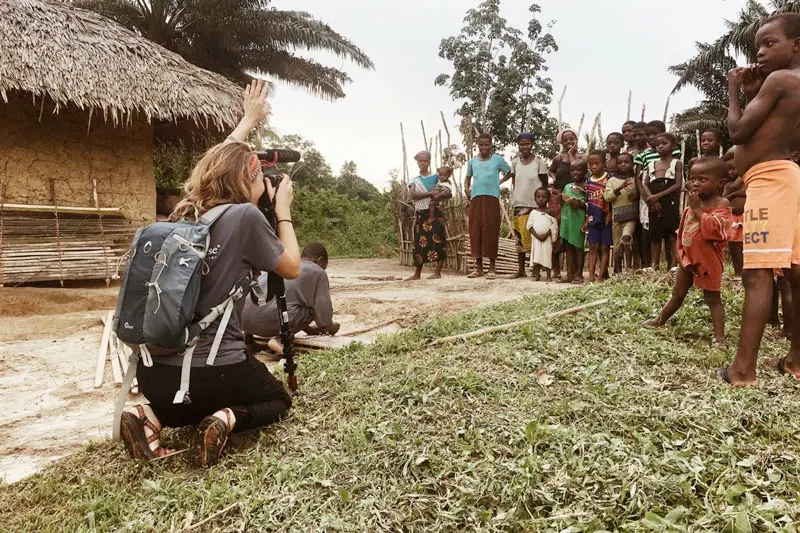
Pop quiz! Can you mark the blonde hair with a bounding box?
[171,142,254,221]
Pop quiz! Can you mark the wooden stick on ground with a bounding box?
[185,502,240,531]
[341,317,401,337]
[95,312,114,387]
[430,299,608,345]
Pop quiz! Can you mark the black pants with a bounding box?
[137,355,292,431]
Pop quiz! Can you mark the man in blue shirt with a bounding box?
[465,133,512,279]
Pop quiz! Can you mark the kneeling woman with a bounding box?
[120,81,302,466]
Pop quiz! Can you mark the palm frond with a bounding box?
[248,10,374,70]
[243,48,351,100]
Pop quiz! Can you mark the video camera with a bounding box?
[254,148,302,393]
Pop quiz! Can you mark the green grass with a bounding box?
[3,276,800,531]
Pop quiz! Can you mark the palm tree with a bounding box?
[74,0,374,99]
[668,1,800,141]
[670,0,800,95]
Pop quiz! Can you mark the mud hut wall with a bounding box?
[0,95,156,224]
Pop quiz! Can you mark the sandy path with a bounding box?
[0,259,565,482]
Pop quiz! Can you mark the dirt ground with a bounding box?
[0,259,565,483]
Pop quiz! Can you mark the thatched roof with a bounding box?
[0,0,243,129]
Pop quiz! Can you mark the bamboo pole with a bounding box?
[588,113,601,149]
[430,299,609,345]
[438,130,443,168]
[49,179,64,286]
[558,85,567,124]
[641,104,646,122]
[92,178,111,286]
[0,177,5,288]
[400,122,409,183]
[576,113,586,139]
[696,130,701,157]
[596,112,603,148]
[421,120,429,152]
[95,312,114,387]
[440,111,451,146]
[663,96,671,124]
[341,317,401,337]
[626,90,632,121]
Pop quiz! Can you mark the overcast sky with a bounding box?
[269,0,745,190]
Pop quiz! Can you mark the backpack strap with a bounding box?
[171,272,255,405]
[199,204,234,226]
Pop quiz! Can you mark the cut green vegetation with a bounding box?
[2,276,800,531]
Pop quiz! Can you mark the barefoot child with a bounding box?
[585,150,612,281]
[549,129,582,280]
[605,153,639,273]
[643,132,683,270]
[527,188,559,281]
[646,158,733,346]
[721,150,745,278]
[560,160,588,283]
[723,13,800,386]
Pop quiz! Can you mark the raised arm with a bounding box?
[227,80,271,143]
[728,68,783,145]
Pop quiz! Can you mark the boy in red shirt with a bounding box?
[646,158,733,347]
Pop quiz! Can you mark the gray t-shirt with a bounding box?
[242,260,333,337]
[511,156,548,208]
[160,203,284,367]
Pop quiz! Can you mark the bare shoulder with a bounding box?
[712,196,731,208]
[764,69,800,91]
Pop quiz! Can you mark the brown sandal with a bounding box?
[194,408,235,468]
[120,405,162,460]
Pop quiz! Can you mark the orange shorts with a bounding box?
[742,160,800,269]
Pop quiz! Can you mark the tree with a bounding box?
[668,1,800,148]
[335,161,380,202]
[274,135,336,190]
[435,1,558,155]
[670,0,800,94]
[75,0,374,99]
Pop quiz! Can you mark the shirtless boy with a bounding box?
[721,13,800,386]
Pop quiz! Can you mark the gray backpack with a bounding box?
[111,204,265,440]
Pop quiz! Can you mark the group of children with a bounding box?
[521,121,744,287]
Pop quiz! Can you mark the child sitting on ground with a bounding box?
[560,160,588,284]
[427,166,454,222]
[604,152,639,273]
[643,132,683,270]
[527,187,559,281]
[645,158,733,346]
[721,150,745,278]
[585,150,612,282]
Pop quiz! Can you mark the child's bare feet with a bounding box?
[267,337,284,356]
[718,365,758,387]
[713,337,727,349]
[467,270,484,278]
[644,317,664,327]
[768,356,800,379]
[427,273,441,280]
[405,275,421,281]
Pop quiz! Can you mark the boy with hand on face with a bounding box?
[646,158,733,347]
[721,13,800,386]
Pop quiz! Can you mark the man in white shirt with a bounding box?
[509,132,549,277]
